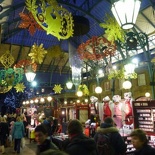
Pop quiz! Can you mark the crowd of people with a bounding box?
[0,112,155,155]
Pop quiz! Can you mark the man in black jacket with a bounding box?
[63,119,98,155]
[94,117,126,155]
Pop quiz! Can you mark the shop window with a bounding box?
[138,74,146,86]
[104,81,110,91]
[119,79,125,89]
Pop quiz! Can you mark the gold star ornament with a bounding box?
[28,43,47,64]
[53,84,63,94]
[14,83,26,93]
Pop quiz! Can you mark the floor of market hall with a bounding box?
[2,138,36,155]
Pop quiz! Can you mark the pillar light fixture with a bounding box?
[76,90,83,97]
[111,0,141,29]
[123,80,132,89]
[95,86,102,94]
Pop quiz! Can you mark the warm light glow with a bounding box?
[77,99,80,103]
[64,100,67,104]
[47,96,52,102]
[95,86,102,94]
[84,99,88,103]
[40,98,45,103]
[30,100,34,104]
[35,99,39,103]
[145,92,150,98]
[66,81,73,89]
[76,90,83,97]
[26,100,29,104]
[23,101,26,105]
[62,111,65,115]
[25,72,36,82]
[123,80,132,89]
[111,0,141,29]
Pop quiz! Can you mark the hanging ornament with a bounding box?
[26,0,74,40]
[78,84,89,96]
[53,84,63,94]
[69,42,83,89]
[14,83,26,93]
[18,12,43,36]
[100,14,125,43]
[77,36,116,61]
[0,50,14,68]
[28,43,47,64]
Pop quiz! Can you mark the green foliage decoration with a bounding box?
[108,67,137,80]
[100,14,125,44]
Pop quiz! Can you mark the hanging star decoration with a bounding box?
[28,43,47,64]
[100,14,125,44]
[53,84,63,94]
[14,83,26,93]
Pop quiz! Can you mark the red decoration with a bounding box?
[77,36,117,60]
[14,59,37,72]
[18,12,43,36]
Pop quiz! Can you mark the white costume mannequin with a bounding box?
[90,96,98,115]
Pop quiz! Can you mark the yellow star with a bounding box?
[53,84,63,94]
[14,83,26,93]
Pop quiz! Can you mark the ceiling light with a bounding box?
[31,81,37,87]
[111,0,141,29]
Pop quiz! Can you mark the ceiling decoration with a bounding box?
[26,0,74,40]
[0,0,154,90]
[77,36,117,61]
[18,12,43,36]
[28,43,47,64]
[99,14,125,43]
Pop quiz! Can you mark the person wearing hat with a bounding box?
[94,117,126,155]
[63,119,98,155]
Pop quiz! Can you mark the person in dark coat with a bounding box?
[35,124,58,155]
[0,116,9,154]
[94,117,126,155]
[130,129,155,155]
[63,119,98,155]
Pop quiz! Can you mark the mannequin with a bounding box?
[103,96,112,120]
[124,92,133,126]
[90,96,99,115]
[112,95,126,129]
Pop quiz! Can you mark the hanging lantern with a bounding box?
[25,72,36,82]
[66,81,73,89]
[111,0,141,29]
[25,64,36,82]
